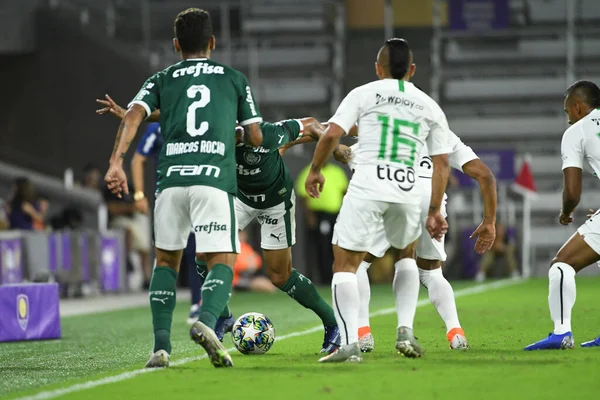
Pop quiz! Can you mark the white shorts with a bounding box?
[236,191,296,250]
[578,209,600,255]
[154,185,240,254]
[366,178,447,261]
[332,195,421,253]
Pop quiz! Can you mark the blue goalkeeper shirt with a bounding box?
[135,123,163,191]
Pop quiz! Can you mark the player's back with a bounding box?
[131,58,260,195]
[338,79,451,203]
[562,108,600,178]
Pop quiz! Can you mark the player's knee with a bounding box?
[268,270,290,288]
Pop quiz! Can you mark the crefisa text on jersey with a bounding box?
[172,62,225,78]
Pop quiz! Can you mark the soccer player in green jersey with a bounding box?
[100,91,347,351]
[104,8,263,369]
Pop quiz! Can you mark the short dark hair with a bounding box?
[385,38,412,80]
[566,80,600,108]
[174,8,213,54]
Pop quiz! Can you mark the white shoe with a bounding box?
[145,349,169,368]
[475,271,486,283]
[318,343,362,363]
[359,333,374,353]
[450,334,470,350]
[395,326,424,358]
[190,321,234,368]
[510,270,521,280]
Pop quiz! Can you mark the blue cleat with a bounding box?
[524,332,575,351]
[320,325,341,354]
[214,313,235,342]
[581,335,600,348]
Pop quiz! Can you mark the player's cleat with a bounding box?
[214,313,235,342]
[190,321,234,368]
[524,332,574,351]
[581,335,600,348]
[186,304,201,325]
[320,325,341,354]
[318,342,362,363]
[145,349,170,368]
[447,327,470,350]
[359,332,375,353]
[395,326,424,358]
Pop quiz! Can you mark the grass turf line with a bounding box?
[13,279,522,400]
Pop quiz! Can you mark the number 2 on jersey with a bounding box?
[377,114,419,167]
[186,85,210,137]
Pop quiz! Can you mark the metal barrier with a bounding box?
[0,230,126,295]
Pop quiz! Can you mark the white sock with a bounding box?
[356,261,372,330]
[393,258,420,329]
[548,262,576,334]
[331,272,359,345]
[419,267,461,332]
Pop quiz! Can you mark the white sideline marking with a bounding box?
[16,279,523,400]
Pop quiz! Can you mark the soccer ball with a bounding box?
[231,312,275,355]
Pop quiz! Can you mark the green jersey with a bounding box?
[236,120,303,209]
[130,58,262,194]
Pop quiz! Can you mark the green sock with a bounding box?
[220,304,232,318]
[195,258,208,279]
[149,266,177,354]
[197,258,231,319]
[280,269,337,327]
[199,264,233,330]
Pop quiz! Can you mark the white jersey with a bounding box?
[348,130,478,178]
[561,108,600,177]
[417,131,479,178]
[330,79,452,204]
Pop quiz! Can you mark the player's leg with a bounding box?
[385,202,424,358]
[259,192,340,353]
[146,187,190,368]
[525,216,600,350]
[186,234,204,325]
[417,258,468,349]
[318,196,380,363]
[356,223,390,352]
[187,186,240,367]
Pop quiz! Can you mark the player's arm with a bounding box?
[305,89,361,197]
[106,76,159,197]
[462,158,497,253]
[561,167,582,222]
[559,127,584,225]
[97,94,161,122]
[236,74,263,147]
[426,105,454,240]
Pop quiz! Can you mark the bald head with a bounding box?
[564,80,600,124]
[376,38,413,80]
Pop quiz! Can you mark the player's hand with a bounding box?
[470,221,496,254]
[333,145,352,164]
[104,164,129,198]
[305,169,325,199]
[135,197,150,215]
[559,210,574,226]
[96,94,125,120]
[426,212,448,241]
[235,126,244,145]
[587,209,597,219]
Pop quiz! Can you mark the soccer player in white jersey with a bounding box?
[305,38,452,362]
[525,80,600,350]
[346,129,497,352]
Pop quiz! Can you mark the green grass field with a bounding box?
[3,278,600,400]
